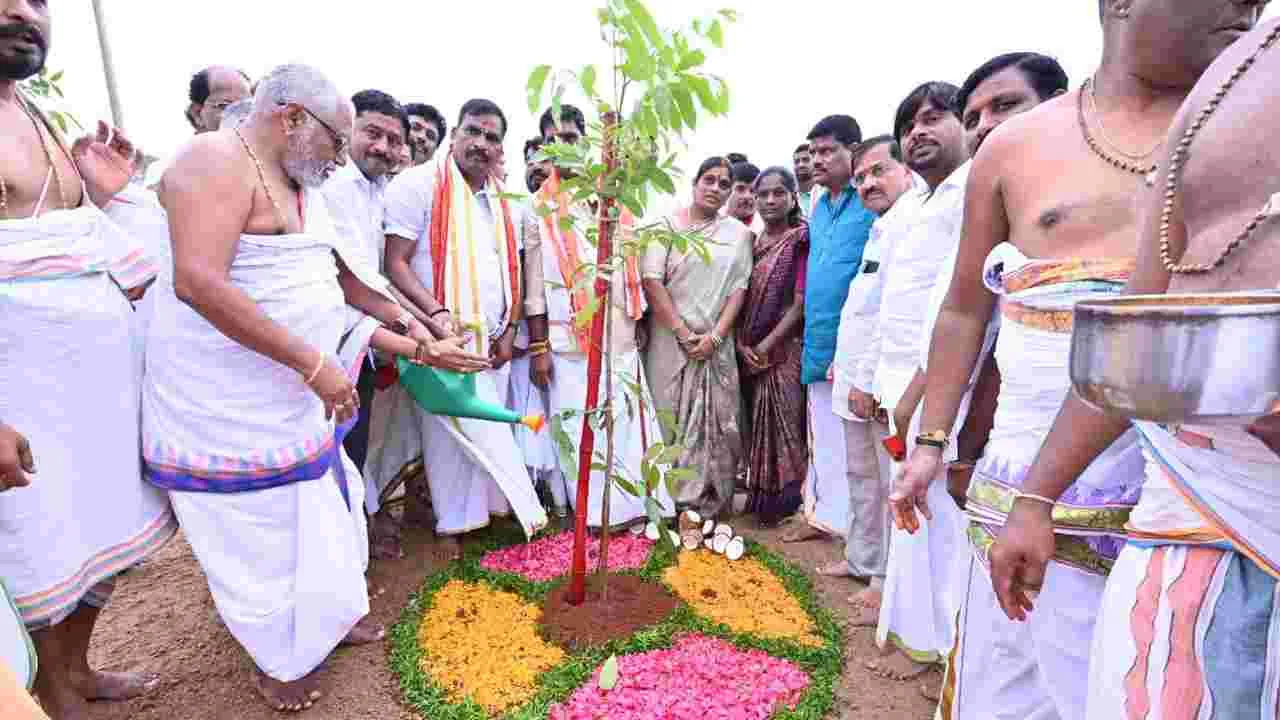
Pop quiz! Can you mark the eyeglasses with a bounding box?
[294,103,348,157]
[461,123,503,146]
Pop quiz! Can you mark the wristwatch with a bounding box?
[388,311,413,336]
[915,430,950,450]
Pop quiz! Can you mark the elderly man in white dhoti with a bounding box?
[383,98,549,559]
[144,64,454,713]
[527,105,675,528]
[0,3,178,718]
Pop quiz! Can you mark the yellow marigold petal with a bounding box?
[417,580,566,714]
[663,553,821,646]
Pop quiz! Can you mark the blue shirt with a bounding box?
[801,185,876,384]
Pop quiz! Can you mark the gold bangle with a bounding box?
[1012,490,1057,507]
[304,353,325,386]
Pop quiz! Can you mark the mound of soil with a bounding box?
[540,574,680,651]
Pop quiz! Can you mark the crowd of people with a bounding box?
[3,0,1280,718]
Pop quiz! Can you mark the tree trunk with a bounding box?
[568,111,620,606]
[596,301,616,601]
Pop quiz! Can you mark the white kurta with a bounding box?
[383,161,543,536]
[320,162,389,278]
[532,202,674,527]
[1,205,176,631]
[873,163,978,661]
[829,179,928,573]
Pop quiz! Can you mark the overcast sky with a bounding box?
[46,1,1274,214]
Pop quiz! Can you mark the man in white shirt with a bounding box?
[383,99,548,556]
[319,89,418,557]
[875,56,1071,698]
[793,143,815,217]
[824,135,925,628]
[854,82,972,683]
[404,103,446,166]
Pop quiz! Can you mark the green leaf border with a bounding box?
[388,524,844,720]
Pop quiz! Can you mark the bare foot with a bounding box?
[816,560,855,578]
[849,587,882,608]
[847,602,881,628]
[445,536,464,562]
[341,616,385,646]
[781,525,825,544]
[920,677,942,702]
[35,683,90,720]
[69,668,161,701]
[368,514,403,561]
[865,650,933,681]
[254,669,322,713]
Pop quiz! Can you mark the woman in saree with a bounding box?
[736,167,808,527]
[642,157,753,520]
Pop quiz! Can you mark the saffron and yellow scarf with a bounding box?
[427,152,522,355]
[533,170,643,353]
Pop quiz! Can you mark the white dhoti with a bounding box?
[143,197,377,680]
[417,363,546,536]
[362,383,421,515]
[1,205,175,632]
[169,472,367,682]
[877,466,968,661]
[547,351,673,528]
[802,381,849,535]
[508,351,560,506]
[942,244,1142,720]
[946,553,1104,720]
[104,185,171,369]
[874,358,973,662]
[1083,422,1280,719]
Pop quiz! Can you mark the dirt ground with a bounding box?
[84,513,936,720]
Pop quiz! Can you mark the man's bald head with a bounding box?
[244,64,351,189]
[187,65,251,133]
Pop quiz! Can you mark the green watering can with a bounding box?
[395,358,546,433]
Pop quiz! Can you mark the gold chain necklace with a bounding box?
[1160,23,1280,274]
[1087,77,1164,161]
[1077,78,1159,186]
[1,95,69,220]
[233,128,289,233]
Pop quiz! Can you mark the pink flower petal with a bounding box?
[479,531,656,582]
[546,634,810,719]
